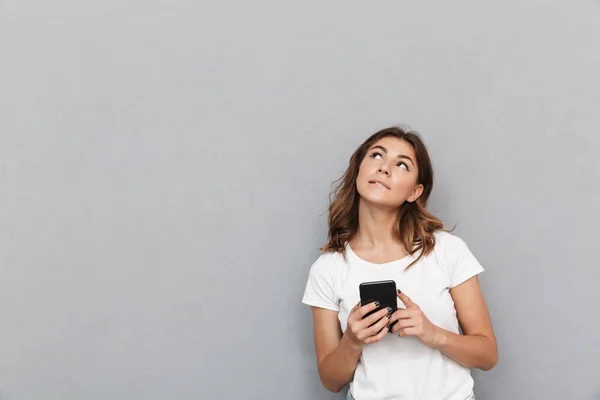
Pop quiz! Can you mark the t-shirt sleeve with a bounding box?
[445,235,485,288]
[301,256,339,311]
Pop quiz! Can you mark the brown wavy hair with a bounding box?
[320,125,451,268]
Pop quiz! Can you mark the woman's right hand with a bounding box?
[345,302,392,347]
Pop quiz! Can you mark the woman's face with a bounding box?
[356,136,424,209]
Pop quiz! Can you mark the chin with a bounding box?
[358,192,400,209]
[357,183,401,208]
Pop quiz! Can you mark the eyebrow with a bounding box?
[369,145,415,166]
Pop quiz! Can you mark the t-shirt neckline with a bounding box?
[345,243,415,268]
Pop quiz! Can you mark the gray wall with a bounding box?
[1,1,599,399]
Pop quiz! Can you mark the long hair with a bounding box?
[320,126,451,268]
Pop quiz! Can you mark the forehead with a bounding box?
[370,136,415,157]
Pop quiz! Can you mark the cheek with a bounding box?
[391,178,413,193]
[390,183,418,203]
[356,162,370,184]
[357,160,369,174]
[355,176,368,196]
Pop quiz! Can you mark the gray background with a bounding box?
[1,0,599,399]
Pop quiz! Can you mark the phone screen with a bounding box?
[359,280,398,331]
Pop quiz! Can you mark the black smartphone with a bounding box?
[359,280,398,332]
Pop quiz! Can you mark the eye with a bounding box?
[370,152,382,159]
[396,162,409,171]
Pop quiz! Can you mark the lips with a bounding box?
[368,180,390,190]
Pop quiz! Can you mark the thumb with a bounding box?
[397,289,418,309]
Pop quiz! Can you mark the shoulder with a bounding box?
[431,230,479,267]
[308,250,348,276]
[306,250,352,288]
[433,230,470,251]
[432,230,484,285]
[302,250,349,310]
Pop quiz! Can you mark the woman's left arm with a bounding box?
[431,276,498,370]
[389,276,498,371]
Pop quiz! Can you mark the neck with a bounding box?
[352,199,402,250]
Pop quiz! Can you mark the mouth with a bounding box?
[368,180,390,190]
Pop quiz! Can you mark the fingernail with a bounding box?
[397,289,402,294]
[374,301,380,307]
[386,307,393,313]
[386,313,391,319]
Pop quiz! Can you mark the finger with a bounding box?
[355,301,382,319]
[362,313,391,341]
[364,318,390,344]
[348,300,371,322]
[360,307,392,330]
[391,317,415,334]
[387,308,412,323]
[346,302,362,323]
[397,289,418,309]
[399,327,418,337]
[348,301,360,314]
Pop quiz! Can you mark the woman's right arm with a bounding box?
[311,303,391,393]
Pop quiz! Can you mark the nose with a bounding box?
[378,166,389,176]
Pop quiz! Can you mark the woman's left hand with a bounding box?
[388,290,442,347]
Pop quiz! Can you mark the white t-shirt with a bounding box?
[302,231,484,400]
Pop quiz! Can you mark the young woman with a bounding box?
[302,126,498,400]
